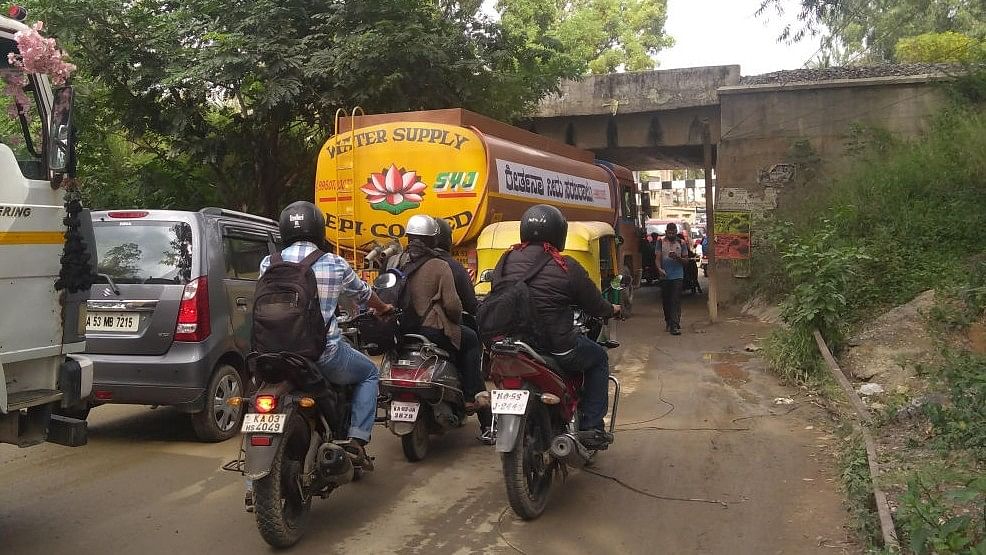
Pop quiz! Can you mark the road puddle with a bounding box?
[704,352,753,385]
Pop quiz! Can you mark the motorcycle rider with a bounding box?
[433,217,494,444]
[492,204,621,449]
[261,201,393,468]
[396,216,490,418]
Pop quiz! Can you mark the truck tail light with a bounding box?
[175,277,210,342]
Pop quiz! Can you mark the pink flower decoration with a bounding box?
[8,21,76,86]
[361,164,426,206]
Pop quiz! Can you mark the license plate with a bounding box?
[491,390,530,415]
[390,401,420,422]
[86,311,139,332]
[241,413,287,434]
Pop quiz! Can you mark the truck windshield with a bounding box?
[0,38,44,179]
[93,221,193,284]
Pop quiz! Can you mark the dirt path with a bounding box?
[0,288,855,554]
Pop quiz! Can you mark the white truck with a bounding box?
[0,13,94,447]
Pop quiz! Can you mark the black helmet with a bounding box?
[520,204,567,251]
[279,201,326,245]
[434,217,453,251]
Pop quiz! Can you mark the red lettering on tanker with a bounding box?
[361,164,426,215]
[317,178,354,202]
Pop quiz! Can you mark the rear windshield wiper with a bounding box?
[95,273,122,295]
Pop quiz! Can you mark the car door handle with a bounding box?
[235,297,249,309]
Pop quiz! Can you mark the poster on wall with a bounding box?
[714,210,752,260]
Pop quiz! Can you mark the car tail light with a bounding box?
[174,277,210,342]
[500,377,523,389]
[107,211,149,219]
[250,435,272,446]
[254,395,277,414]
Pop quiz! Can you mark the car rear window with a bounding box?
[93,221,193,284]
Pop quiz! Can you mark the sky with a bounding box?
[481,0,827,77]
[658,0,825,75]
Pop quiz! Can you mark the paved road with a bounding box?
[0,289,855,554]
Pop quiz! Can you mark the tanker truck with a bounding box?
[0,12,94,448]
[314,108,644,287]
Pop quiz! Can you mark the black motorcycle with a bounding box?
[224,352,365,547]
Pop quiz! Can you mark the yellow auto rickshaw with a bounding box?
[474,221,630,311]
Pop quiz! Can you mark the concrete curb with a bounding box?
[813,329,900,551]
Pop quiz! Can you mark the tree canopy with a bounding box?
[498,0,674,74]
[27,0,662,215]
[758,0,986,65]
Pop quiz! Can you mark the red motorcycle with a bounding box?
[488,310,621,519]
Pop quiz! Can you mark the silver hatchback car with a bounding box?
[81,207,279,441]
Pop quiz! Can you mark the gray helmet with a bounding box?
[434,217,453,251]
[520,204,567,251]
[279,201,325,246]
[405,214,439,238]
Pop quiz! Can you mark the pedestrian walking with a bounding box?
[656,222,688,335]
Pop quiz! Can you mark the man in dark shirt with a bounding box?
[492,205,621,449]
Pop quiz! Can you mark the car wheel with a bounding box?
[191,364,244,442]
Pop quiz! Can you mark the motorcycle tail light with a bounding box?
[254,395,277,414]
[392,379,419,388]
[500,377,523,389]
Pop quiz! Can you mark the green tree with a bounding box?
[896,31,986,63]
[498,0,674,74]
[758,0,986,64]
[30,0,581,215]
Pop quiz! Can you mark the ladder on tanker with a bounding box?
[331,107,364,269]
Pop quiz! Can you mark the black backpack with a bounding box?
[251,250,326,361]
[477,251,552,347]
[356,256,430,355]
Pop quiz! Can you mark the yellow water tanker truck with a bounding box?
[315,108,643,283]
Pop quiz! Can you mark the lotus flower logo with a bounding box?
[361,164,426,215]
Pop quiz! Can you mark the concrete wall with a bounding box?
[713,76,948,303]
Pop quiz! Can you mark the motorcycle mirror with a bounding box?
[479,269,494,283]
[374,271,399,290]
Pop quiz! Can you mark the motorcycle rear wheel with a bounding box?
[254,413,312,548]
[401,413,430,462]
[501,406,553,520]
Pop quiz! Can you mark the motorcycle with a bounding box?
[224,352,366,548]
[488,305,621,520]
[361,271,467,462]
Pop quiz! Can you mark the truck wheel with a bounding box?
[191,364,243,442]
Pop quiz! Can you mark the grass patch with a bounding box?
[840,431,882,548]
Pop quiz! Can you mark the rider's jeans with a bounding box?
[556,335,610,431]
[316,341,379,442]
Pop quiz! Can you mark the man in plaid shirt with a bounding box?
[261,202,392,468]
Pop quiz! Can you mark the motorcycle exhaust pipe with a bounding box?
[550,433,591,466]
[316,442,354,484]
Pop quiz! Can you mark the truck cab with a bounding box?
[0,14,94,447]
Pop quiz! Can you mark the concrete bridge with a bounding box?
[529,63,951,301]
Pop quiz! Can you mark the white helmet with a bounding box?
[405,214,439,238]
